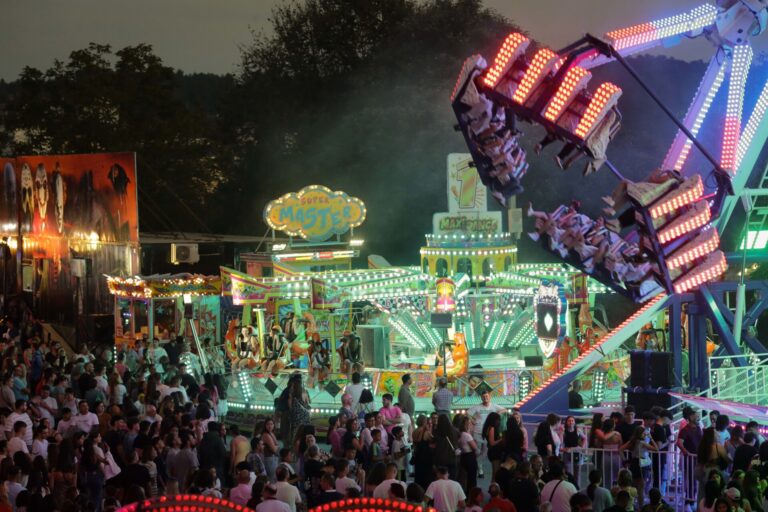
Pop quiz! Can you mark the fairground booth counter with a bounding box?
[105,274,221,351]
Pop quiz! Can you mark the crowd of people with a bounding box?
[4,306,768,512]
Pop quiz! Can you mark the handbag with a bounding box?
[103,450,121,480]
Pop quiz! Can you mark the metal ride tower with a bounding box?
[451,1,768,413]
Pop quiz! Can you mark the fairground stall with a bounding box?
[105,274,221,361]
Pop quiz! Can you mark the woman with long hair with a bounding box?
[458,415,479,491]
[620,425,657,507]
[561,415,585,474]
[433,414,459,480]
[81,433,106,511]
[483,412,504,478]
[412,415,435,491]
[50,439,77,503]
[700,480,721,512]
[726,425,744,461]
[698,427,730,487]
[505,411,526,463]
[260,418,279,482]
[601,418,622,487]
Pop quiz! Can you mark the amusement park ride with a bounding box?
[450,0,768,413]
[111,2,768,425]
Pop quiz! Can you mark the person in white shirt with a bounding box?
[7,421,28,458]
[5,400,33,447]
[334,459,361,495]
[467,389,507,478]
[274,466,302,512]
[72,400,99,434]
[372,462,406,499]
[425,466,466,512]
[33,386,58,426]
[150,338,168,373]
[142,404,162,425]
[4,465,25,510]
[31,425,49,461]
[343,372,365,414]
[94,367,109,396]
[161,376,188,403]
[256,483,292,512]
[56,408,76,438]
[540,462,577,512]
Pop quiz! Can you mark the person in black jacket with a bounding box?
[534,413,560,459]
[197,421,227,485]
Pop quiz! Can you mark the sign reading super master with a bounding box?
[264,185,366,242]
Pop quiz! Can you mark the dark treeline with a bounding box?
[0,0,762,266]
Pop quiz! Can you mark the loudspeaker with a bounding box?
[630,351,673,388]
[629,351,647,388]
[649,352,673,388]
[626,390,672,412]
[524,356,544,367]
[184,303,194,319]
[358,325,390,369]
[431,313,453,328]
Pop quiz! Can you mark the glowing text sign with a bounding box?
[264,185,366,242]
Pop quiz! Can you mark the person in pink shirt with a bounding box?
[328,415,346,458]
[379,394,402,434]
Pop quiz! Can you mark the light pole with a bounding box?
[734,192,754,345]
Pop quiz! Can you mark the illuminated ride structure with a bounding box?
[451,1,768,413]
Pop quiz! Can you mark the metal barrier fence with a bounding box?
[558,447,697,511]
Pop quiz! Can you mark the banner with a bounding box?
[220,267,275,304]
[1,153,138,242]
[447,153,487,212]
[433,211,503,236]
[310,278,344,310]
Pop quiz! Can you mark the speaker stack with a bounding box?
[626,350,674,411]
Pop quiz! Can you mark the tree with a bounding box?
[221,0,524,260]
[1,43,233,232]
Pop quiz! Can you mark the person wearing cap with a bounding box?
[467,388,507,478]
[256,482,291,512]
[432,377,453,416]
[725,486,743,511]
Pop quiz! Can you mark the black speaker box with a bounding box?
[630,351,673,388]
[626,390,672,412]
[524,356,544,367]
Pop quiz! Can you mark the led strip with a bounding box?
[543,66,592,122]
[722,44,753,173]
[482,32,529,89]
[574,82,623,139]
[512,48,561,104]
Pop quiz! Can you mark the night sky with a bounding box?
[3,0,765,81]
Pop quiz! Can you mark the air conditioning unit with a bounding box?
[171,243,199,264]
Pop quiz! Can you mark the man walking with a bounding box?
[468,389,506,478]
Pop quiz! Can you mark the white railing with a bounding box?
[559,447,696,511]
[709,352,768,405]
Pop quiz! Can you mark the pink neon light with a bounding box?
[483,33,529,89]
[512,48,560,104]
[543,66,591,122]
[574,82,622,138]
[657,201,711,244]
[666,227,719,270]
[722,116,741,173]
[649,175,704,219]
[607,22,656,50]
[673,250,727,293]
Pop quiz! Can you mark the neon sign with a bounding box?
[534,280,567,358]
[264,185,366,242]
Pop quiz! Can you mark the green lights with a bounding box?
[740,230,768,250]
